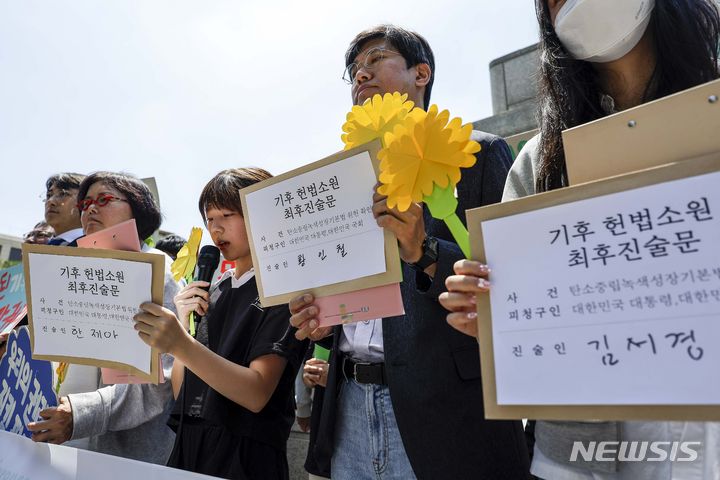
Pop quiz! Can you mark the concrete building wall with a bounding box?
[473,44,539,141]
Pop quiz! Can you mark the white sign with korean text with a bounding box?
[483,171,720,405]
[27,254,153,374]
[244,151,385,298]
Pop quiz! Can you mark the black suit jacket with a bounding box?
[314,132,531,479]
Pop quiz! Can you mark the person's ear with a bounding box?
[415,63,431,89]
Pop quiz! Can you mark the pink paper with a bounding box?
[77,219,141,252]
[315,283,404,326]
[101,355,164,385]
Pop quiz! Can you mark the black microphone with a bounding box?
[193,245,221,334]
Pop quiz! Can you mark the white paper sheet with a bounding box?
[0,430,219,479]
[27,253,153,374]
[245,151,386,297]
[481,171,720,405]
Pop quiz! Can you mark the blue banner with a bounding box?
[0,327,56,437]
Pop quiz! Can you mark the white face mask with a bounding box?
[554,0,655,63]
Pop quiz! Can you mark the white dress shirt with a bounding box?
[53,227,84,244]
[339,319,385,363]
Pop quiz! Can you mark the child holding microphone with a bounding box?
[134,168,306,480]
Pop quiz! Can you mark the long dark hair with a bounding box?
[535,0,720,192]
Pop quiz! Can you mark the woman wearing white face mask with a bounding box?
[440,1,720,479]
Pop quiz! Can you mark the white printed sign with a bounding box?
[0,430,220,479]
[244,150,386,298]
[26,253,154,374]
[482,171,720,405]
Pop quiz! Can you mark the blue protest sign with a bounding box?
[0,264,27,334]
[0,326,56,437]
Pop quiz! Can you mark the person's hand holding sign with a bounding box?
[27,396,74,444]
[134,302,192,355]
[288,294,333,341]
[438,259,491,338]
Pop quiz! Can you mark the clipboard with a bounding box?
[563,78,720,185]
[239,140,402,307]
[468,153,720,421]
[22,244,164,383]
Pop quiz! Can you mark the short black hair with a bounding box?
[155,234,187,260]
[345,24,435,108]
[198,168,273,223]
[46,173,86,192]
[78,172,162,241]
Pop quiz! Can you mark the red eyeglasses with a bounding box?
[77,194,128,212]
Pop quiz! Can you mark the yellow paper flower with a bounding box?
[341,92,415,149]
[377,104,481,211]
[171,227,203,282]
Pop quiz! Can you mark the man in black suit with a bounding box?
[43,172,86,246]
[290,25,530,479]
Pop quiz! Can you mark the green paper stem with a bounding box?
[189,311,196,337]
[313,344,331,362]
[424,181,471,258]
[444,213,471,258]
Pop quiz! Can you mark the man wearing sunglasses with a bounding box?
[291,25,531,479]
[43,173,86,247]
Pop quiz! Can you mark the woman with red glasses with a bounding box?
[76,172,159,241]
[28,171,180,466]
